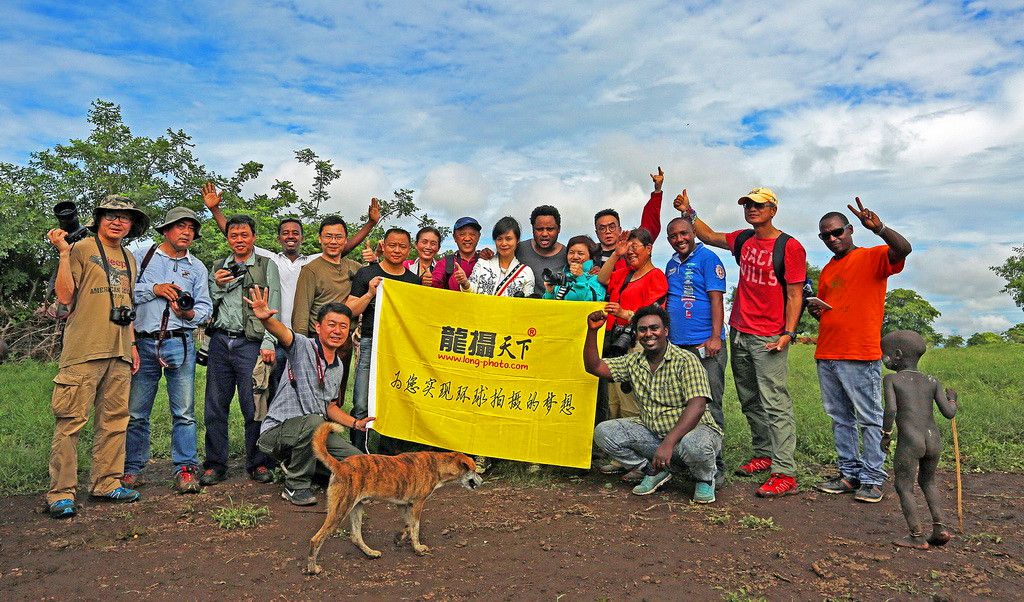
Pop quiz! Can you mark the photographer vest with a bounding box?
[212,254,271,342]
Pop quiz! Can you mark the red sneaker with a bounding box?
[175,466,201,494]
[734,457,772,477]
[121,473,141,488]
[756,473,798,497]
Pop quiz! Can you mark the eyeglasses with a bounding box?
[321,234,347,241]
[818,225,851,241]
[102,214,132,224]
[743,201,769,211]
[596,224,619,232]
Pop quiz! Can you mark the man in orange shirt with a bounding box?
[811,198,911,503]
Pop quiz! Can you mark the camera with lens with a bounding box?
[541,267,570,288]
[53,201,90,245]
[605,323,636,358]
[109,305,136,326]
[227,262,248,279]
[175,291,195,311]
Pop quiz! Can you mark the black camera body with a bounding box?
[176,292,195,311]
[541,267,570,288]
[53,201,90,245]
[228,262,248,279]
[110,305,136,326]
[606,323,636,358]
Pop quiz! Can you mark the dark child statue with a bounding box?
[880,330,958,549]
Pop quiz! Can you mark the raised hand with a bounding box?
[673,189,692,214]
[201,182,222,209]
[613,230,630,257]
[47,228,70,253]
[361,242,378,263]
[587,310,607,329]
[368,197,381,224]
[847,197,883,233]
[651,166,664,192]
[244,285,278,321]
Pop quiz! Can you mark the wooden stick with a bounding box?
[951,417,964,532]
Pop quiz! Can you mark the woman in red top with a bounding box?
[595,227,668,427]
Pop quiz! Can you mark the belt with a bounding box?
[136,329,191,339]
[209,327,246,338]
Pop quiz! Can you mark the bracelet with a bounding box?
[682,208,697,221]
[874,223,887,236]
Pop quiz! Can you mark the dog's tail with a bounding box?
[311,421,349,474]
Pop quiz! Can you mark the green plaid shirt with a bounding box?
[605,343,721,438]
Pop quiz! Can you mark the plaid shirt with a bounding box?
[604,343,721,438]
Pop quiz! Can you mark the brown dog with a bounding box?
[305,422,482,574]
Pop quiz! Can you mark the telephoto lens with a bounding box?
[53,201,90,244]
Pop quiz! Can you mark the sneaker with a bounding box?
[735,457,772,477]
[91,486,141,503]
[175,466,201,494]
[48,499,76,519]
[620,467,645,484]
[281,487,317,506]
[756,473,798,497]
[199,468,226,486]
[814,474,860,494]
[632,470,672,496]
[120,473,141,488]
[854,483,883,503]
[599,459,625,474]
[474,456,489,475]
[250,466,274,484]
[693,480,716,504]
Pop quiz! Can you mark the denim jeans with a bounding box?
[817,359,886,486]
[125,333,198,474]
[351,335,373,452]
[593,418,721,483]
[203,331,271,473]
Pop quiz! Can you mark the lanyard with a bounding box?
[95,240,134,310]
[494,261,527,296]
[288,339,326,389]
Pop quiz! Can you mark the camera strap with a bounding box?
[95,240,134,312]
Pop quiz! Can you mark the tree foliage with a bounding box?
[1003,323,1024,344]
[967,331,1003,346]
[883,288,941,344]
[0,99,440,321]
[991,246,1024,311]
[944,334,965,348]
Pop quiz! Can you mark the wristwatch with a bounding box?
[782,331,798,339]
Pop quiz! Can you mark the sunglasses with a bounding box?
[743,201,770,210]
[818,225,851,241]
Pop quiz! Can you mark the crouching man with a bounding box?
[244,287,373,506]
[583,305,722,503]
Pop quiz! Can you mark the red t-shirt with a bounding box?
[815,245,904,360]
[725,230,807,337]
[607,267,668,329]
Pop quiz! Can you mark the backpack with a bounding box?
[731,230,812,320]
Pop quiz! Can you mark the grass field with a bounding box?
[1,343,1021,495]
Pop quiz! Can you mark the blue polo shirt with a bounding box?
[665,243,727,346]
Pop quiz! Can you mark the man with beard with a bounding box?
[584,305,721,503]
[45,195,149,518]
[124,207,212,493]
[811,198,911,503]
[516,205,567,292]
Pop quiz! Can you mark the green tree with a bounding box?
[991,246,1024,310]
[883,288,941,344]
[944,334,965,348]
[967,332,1003,346]
[1003,323,1024,344]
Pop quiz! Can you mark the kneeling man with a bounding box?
[584,305,722,503]
[246,287,373,506]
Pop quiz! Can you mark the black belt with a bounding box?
[136,329,191,339]
[208,327,246,338]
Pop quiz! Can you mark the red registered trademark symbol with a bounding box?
[527,327,537,337]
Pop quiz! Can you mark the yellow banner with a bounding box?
[368,280,604,468]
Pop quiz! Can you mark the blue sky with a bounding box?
[2,0,1023,334]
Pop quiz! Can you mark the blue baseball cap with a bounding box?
[453,216,481,231]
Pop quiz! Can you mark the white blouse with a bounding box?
[467,257,536,297]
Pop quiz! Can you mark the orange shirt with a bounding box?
[815,245,904,361]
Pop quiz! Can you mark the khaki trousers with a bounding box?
[48,358,131,503]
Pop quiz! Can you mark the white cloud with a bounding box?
[418,163,490,219]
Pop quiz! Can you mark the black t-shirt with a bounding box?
[350,263,420,337]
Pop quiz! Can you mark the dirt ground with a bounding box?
[1,465,1021,601]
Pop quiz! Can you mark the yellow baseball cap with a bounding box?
[738,187,778,206]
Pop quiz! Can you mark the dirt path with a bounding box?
[1,467,1021,600]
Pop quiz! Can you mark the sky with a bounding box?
[1,0,1022,335]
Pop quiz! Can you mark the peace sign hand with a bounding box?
[848,197,883,233]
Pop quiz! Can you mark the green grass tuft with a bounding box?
[210,498,270,530]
